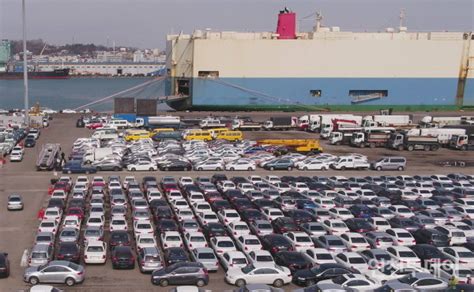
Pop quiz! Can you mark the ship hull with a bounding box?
[166,77,474,110]
[0,69,70,80]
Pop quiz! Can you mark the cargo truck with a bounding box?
[329,129,362,145]
[362,115,412,127]
[303,114,357,132]
[135,116,181,129]
[231,119,262,131]
[82,148,115,164]
[199,118,226,129]
[387,132,440,151]
[263,116,298,131]
[350,132,391,148]
[320,116,363,138]
[406,128,466,145]
[420,116,474,127]
[331,155,370,170]
[449,135,474,151]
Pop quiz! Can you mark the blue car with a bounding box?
[295,199,319,210]
[62,161,97,174]
[349,204,374,218]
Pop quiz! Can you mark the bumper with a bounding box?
[7,204,23,210]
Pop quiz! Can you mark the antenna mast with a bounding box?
[399,9,406,30]
[315,11,323,32]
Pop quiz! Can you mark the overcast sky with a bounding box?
[1,0,473,49]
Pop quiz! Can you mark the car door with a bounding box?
[247,267,268,284]
[39,266,61,283]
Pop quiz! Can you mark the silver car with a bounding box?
[83,226,104,243]
[35,232,55,246]
[59,228,80,243]
[137,247,162,273]
[190,247,219,272]
[7,194,23,211]
[24,260,85,286]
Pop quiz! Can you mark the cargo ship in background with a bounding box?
[164,9,474,111]
[0,67,70,80]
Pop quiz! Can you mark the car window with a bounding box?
[417,279,441,286]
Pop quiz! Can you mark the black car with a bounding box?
[202,222,227,239]
[232,198,255,212]
[412,229,450,247]
[274,251,313,274]
[344,218,374,233]
[348,204,374,218]
[153,206,175,222]
[24,137,36,147]
[292,263,358,287]
[211,174,228,185]
[409,244,451,266]
[47,198,65,210]
[253,199,276,210]
[151,262,209,287]
[285,209,315,225]
[240,209,266,223]
[223,189,246,201]
[388,217,421,232]
[260,234,294,255]
[111,246,135,269]
[159,160,192,171]
[156,219,179,236]
[272,217,300,234]
[109,231,132,250]
[0,253,10,278]
[211,200,232,212]
[164,247,189,266]
[56,242,80,263]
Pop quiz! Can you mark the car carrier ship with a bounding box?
[164,9,474,111]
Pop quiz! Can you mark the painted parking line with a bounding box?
[20,249,29,267]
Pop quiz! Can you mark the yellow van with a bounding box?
[216,130,243,141]
[151,128,174,135]
[209,128,230,139]
[124,130,151,142]
[184,130,213,141]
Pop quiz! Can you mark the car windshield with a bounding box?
[246,239,260,245]
[256,255,273,262]
[332,275,348,285]
[218,241,234,247]
[328,240,344,246]
[87,246,104,252]
[198,253,216,259]
[349,257,366,264]
[32,252,46,259]
[399,251,416,258]
[317,254,333,260]
[232,258,247,264]
[459,252,474,258]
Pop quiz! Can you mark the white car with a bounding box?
[176,209,195,221]
[218,209,242,224]
[340,233,371,252]
[84,240,107,264]
[237,183,255,194]
[9,150,23,162]
[283,232,315,251]
[434,226,467,245]
[247,250,275,266]
[225,263,292,287]
[86,215,105,229]
[386,228,416,246]
[133,220,154,238]
[210,236,237,256]
[235,235,262,255]
[304,248,336,266]
[38,219,59,235]
[51,190,67,201]
[43,207,62,222]
[319,274,378,291]
[297,160,331,171]
[386,246,421,267]
[109,216,128,231]
[220,251,249,271]
[367,217,391,232]
[446,221,474,238]
[161,231,183,249]
[196,211,220,225]
[178,177,194,188]
[136,234,158,250]
[62,216,81,230]
[314,197,336,209]
[127,161,157,171]
[321,219,349,236]
[263,208,284,221]
[328,208,354,221]
[225,160,256,171]
[227,221,251,238]
[440,246,474,268]
[217,180,236,193]
[366,263,428,284]
[184,232,208,249]
[194,161,224,171]
[388,205,415,218]
[335,252,370,272]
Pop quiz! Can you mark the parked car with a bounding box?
[151,262,209,287]
[23,260,85,286]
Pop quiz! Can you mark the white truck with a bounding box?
[420,116,474,127]
[362,115,412,127]
[91,128,119,141]
[320,116,363,138]
[406,128,466,145]
[302,114,357,132]
[231,119,262,131]
[199,118,226,129]
[83,148,115,164]
[331,155,370,170]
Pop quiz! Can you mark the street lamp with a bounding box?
[22,0,29,125]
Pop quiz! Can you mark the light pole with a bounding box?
[22,0,29,125]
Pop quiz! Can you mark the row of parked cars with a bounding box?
[65,135,407,174]
[0,126,39,161]
[22,171,474,291]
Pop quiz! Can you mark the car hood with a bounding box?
[226,267,245,278]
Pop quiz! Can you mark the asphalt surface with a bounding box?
[0,113,473,292]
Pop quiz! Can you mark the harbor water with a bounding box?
[0,77,166,111]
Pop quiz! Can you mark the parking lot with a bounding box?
[1,113,473,291]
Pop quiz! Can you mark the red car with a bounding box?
[86,122,103,129]
[66,207,85,220]
[48,182,71,195]
[162,183,179,193]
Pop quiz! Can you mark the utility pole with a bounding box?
[22,0,29,126]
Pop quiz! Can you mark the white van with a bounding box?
[92,128,119,140]
[107,120,131,129]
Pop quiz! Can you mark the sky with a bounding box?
[0,0,473,49]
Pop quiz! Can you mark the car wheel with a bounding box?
[270,167,275,171]
[96,167,102,172]
[198,167,203,171]
[306,279,315,286]
[113,166,120,171]
[65,277,76,286]
[149,167,154,171]
[165,167,169,171]
[29,276,39,285]
[322,167,327,171]
[196,279,206,287]
[287,167,292,171]
[303,167,308,171]
[216,167,222,171]
[341,166,346,170]
[398,166,404,171]
[247,167,252,171]
[85,170,90,174]
[273,279,284,287]
[131,168,136,171]
[376,166,382,171]
[230,167,235,171]
[160,279,169,287]
[67,170,72,174]
[236,279,246,287]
